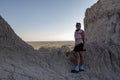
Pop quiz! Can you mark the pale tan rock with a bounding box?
[0,0,120,80]
[85,0,120,44]
[84,0,120,80]
[0,16,84,80]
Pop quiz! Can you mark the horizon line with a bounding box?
[26,40,74,42]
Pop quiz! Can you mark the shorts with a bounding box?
[73,43,84,52]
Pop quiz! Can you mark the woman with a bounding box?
[71,22,85,73]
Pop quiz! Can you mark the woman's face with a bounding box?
[76,24,81,29]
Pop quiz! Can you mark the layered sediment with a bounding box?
[0,16,81,80]
[0,0,119,80]
[84,0,120,79]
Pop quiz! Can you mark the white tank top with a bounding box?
[74,29,83,45]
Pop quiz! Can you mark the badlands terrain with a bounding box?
[0,0,120,80]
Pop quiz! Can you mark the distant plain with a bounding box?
[27,41,74,50]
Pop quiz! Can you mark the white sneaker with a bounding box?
[79,65,84,71]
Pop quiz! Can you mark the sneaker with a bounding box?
[71,66,79,73]
[71,69,79,73]
[79,65,84,71]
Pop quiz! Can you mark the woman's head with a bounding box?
[76,23,81,29]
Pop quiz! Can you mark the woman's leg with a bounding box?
[79,51,84,71]
[75,52,80,66]
[79,51,84,65]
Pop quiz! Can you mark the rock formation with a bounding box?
[84,0,120,80]
[0,16,82,80]
[0,16,33,52]
[0,0,120,80]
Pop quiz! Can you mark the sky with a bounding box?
[0,0,98,41]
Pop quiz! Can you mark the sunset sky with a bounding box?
[0,0,97,41]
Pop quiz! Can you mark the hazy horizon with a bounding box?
[27,40,74,50]
[25,39,74,42]
[0,0,97,41]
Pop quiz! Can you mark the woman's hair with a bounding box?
[76,23,81,26]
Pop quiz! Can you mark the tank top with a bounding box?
[74,29,83,45]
